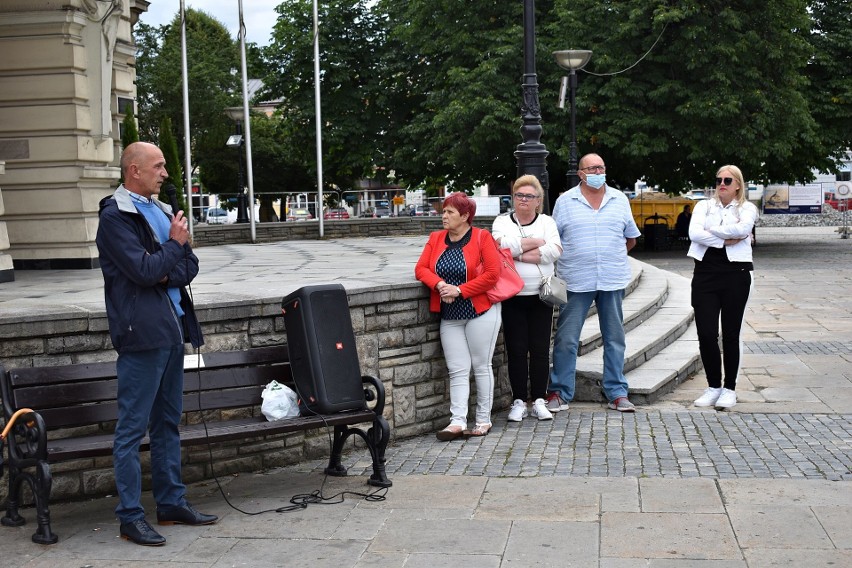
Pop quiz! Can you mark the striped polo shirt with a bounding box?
[551,185,641,292]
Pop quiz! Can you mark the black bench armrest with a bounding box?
[361,375,385,416]
[1,408,48,465]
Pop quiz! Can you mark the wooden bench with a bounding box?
[0,345,391,544]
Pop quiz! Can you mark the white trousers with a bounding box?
[439,304,502,428]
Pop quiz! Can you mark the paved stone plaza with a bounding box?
[1,226,850,567]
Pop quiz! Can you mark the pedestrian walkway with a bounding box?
[1,226,851,567]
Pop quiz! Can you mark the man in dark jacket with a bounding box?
[96,142,216,546]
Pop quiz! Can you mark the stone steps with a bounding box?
[578,259,667,355]
[570,261,700,404]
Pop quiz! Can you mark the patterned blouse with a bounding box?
[436,229,479,320]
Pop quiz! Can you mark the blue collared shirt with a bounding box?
[129,191,185,318]
[551,185,641,292]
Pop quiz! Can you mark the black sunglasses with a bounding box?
[715,177,734,186]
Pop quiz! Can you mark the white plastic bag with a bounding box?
[261,380,300,421]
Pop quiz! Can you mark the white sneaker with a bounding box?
[715,388,737,409]
[507,399,528,422]
[694,387,723,407]
[531,398,553,420]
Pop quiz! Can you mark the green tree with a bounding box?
[805,0,852,175]
[134,9,241,197]
[248,114,314,219]
[132,21,163,141]
[121,108,140,148]
[261,0,387,194]
[376,0,840,194]
[120,108,140,184]
[543,0,820,191]
[376,0,534,192]
[159,116,188,213]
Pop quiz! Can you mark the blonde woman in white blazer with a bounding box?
[688,165,758,410]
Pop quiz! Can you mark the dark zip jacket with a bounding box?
[96,185,204,352]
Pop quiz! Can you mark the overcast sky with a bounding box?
[139,1,280,46]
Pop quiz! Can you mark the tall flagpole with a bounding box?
[313,0,324,238]
[180,0,194,235]
[237,0,256,242]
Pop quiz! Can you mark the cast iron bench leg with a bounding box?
[324,425,350,477]
[367,415,392,488]
[1,461,58,544]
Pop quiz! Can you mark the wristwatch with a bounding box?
[456,286,462,298]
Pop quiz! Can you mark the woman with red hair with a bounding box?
[415,192,503,439]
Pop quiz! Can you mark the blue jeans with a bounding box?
[114,345,187,523]
[550,289,629,402]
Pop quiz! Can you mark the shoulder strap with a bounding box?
[512,214,544,278]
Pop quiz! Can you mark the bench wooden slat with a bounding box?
[36,403,120,430]
[42,410,377,461]
[189,345,289,368]
[11,380,119,410]
[183,365,287,391]
[181,386,263,413]
[7,361,119,386]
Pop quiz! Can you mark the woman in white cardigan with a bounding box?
[492,175,562,422]
[688,164,758,410]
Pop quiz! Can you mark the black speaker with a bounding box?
[281,284,366,414]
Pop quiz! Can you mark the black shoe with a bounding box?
[156,502,218,526]
[120,518,166,546]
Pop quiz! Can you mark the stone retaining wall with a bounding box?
[0,282,510,502]
[191,216,497,247]
[190,206,849,249]
[758,205,848,228]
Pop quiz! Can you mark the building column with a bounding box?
[0,0,144,269]
[0,161,13,282]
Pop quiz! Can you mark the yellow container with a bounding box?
[630,195,694,231]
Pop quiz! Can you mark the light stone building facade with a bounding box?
[0,0,150,280]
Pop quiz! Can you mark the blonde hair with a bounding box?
[715,164,747,206]
[512,174,545,214]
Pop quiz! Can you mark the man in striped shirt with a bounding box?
[546,153,641,413]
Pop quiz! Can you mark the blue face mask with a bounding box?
[585,174,607,189]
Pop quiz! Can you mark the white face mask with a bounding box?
[585,174,606,189]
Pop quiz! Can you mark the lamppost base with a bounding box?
[236,195,249,224]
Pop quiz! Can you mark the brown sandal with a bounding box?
[467,423,492,437]
[436,425,465,441]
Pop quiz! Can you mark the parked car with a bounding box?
[408,204,437,217]
[287,208,313,221]
[205,207,229,224]
[323,207,350,220]
[684,190,707,200]
[359,206,391,218]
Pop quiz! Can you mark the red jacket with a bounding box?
[414,227,501,314]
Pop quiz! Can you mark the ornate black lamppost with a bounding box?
[224,107,249,224]
[553,50,592,191]
[514,0,551,213]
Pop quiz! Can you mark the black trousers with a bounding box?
[501,294,554,401]
[691,269,753,390]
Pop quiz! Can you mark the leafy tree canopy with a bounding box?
[260,0,387,193]
[133,0,851,205]
[545,0,819,192]
[375,0,532,193]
